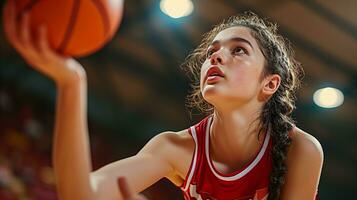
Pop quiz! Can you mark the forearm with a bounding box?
[52,76,94,200]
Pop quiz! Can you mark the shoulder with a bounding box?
[139,129,194,163]
[139,129,195,185]
[280,126,324,199]
[287,126,324,161]
[144,129,193,149]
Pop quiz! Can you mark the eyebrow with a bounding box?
[210,37,254,50]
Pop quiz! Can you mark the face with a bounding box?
[200,26,267,109]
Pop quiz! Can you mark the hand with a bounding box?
[117,177,148,200]
[2,0,86,87]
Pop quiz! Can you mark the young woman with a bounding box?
[4,0,323,199]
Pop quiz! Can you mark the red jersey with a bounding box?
[180,115,318,200]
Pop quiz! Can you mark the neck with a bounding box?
[209,101,266,166]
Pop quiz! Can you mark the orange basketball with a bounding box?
[10,0,124,57]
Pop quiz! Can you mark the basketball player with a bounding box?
[3,0,323,199]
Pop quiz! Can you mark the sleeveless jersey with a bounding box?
[180,115,318,200]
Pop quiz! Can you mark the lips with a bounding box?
[205,66,225,82]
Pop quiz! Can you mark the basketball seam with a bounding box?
[91,0,110,38]
[58,0,81,54]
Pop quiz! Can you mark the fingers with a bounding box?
[37,25,57,60]
[3,1,35,57]
[20,12,31,48]
[2,1,84,85]
[38,25,49,52]
[19,11,41,60]
[3,0,20,50]
[3,1,52,58]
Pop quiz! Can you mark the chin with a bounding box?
[202,89,224,105]
[203,89,253,108]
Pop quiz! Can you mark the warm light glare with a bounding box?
[160,0,193,18]
[313,87,344,108]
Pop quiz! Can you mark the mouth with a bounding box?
[205,66,225,83]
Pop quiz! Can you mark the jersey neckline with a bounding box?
[205,116,271,181]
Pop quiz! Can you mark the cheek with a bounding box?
[229,68,260,92]
[230,68,250,84]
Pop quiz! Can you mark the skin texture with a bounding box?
[200,26,282,170]
[3,0,323,199]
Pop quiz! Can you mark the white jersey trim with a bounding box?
[205,116,271,181]
[183,126,199,191]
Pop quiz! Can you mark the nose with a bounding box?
[210,50,225,65]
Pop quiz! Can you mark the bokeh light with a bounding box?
[160,0,194,18]
[313,87,344,108]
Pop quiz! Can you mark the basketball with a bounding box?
[7,0,124,57]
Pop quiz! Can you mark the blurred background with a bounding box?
[0,0,356,199]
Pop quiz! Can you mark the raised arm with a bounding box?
[3,1,178,199]
[3,1,93,199]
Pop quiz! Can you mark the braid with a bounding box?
[263,96,294,199]
[181,12,304,199]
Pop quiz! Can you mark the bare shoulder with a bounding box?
[139,129,195,167]
[140,129,194,186]
[140,129,193,152]
[280,126,324,199]
[288,126,324,160]
[162,129,193,144]
[154,129,195,164]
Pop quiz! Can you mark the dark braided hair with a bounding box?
[181,12,304,199]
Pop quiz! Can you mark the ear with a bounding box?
[260,74,281,101]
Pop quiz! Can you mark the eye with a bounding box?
[206,48,215,58]
[232,47,247,55]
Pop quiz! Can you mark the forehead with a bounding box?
[213,26,256,44]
